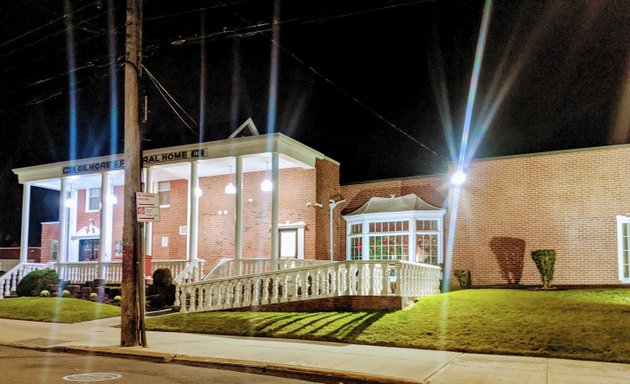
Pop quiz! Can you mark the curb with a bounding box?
[1,342,425,384]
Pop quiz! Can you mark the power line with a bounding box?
[143,65,198,135]
[213,0,440,157]
[0,2,93,48]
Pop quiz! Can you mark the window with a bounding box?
[369,234,408,260]
[158,181,170,207]
[279,229,298,259]
[417,220,438,231]
[161,236,169,247]
[86,188,100,212]
[179,226,187,235]
[50,240,59,262]
[350,224,362,235]
[618,216,630,282]
[114,240,123,257]
[350,237,362,260]
[416,234,439,265]
[79,239,99,261]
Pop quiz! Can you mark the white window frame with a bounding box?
[344,210,445,265]
[616,215,630,283]
[85,188,100,212]
[278,221,306,259]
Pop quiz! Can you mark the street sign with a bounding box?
[136,192,160,222]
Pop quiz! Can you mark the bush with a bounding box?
[16,269,59,297]
[61,290,71,297]
[152,268,173,286]
[531,249,556,289]
[113,295,122,302]
[108,287,122,299]
[89,292,98,301]
[454,269,472,289]
[40,290,51,297]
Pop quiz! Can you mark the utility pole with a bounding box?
[121,0,146,347]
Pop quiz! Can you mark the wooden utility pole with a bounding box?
[121,0,146,347]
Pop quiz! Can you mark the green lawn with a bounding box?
[0,297,120,323]
[146,289,630,363]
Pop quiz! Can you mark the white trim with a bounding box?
[616,215,630,283]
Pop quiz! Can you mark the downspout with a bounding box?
[328,199,345,261]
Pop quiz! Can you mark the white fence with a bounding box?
[205,258,327,280]
[176,260,442,313]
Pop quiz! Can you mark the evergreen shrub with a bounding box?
[16,269,58,297]
[531,249,556,289]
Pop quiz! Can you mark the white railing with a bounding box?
[176,260,441,313]
[56,259,190,284]
[0,259,20,272]
[174,259,206,284]
[205,258,329,280]
[0,263,50,299]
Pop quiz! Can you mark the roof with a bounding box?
[345,194,441,216]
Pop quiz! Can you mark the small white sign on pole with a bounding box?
[136,192,160,222]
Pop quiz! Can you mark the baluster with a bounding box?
[271,275,279,304]
[369,263,376,295]
[262,277,270,304]
[395,263,401,296]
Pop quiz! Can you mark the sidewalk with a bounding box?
[0,317,628,384]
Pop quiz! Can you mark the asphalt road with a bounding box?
[0,346,315,384]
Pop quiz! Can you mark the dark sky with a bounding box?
[1,0,629,245]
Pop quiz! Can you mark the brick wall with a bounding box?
[40,223,59,263]
[315,158,342,260]
[450,145,630,286]
[151,179,188,260]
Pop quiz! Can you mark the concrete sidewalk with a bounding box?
[0,317,628,384]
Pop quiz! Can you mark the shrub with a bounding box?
[108,287,122,299]
[16,269,59,297]
[113,295,122,302]
[40,290,51,297]
[152,268,173,286]
[61,290,71,297]
[454,269,472,289]
[531,249,556,289]
[89,292,98,301]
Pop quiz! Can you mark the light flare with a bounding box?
[64,0,78,161]
[107,0,118,155]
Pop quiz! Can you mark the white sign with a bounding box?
[136,192,160,222]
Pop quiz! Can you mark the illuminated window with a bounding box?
[158,181,170,207]
[50,240,59,262]
[86,188,100,212]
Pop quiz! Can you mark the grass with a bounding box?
[0,297,120,323]
[146,289,630,363]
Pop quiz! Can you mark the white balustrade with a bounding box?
[0,263,50,299]
[204,258,329,280]
[176,260,442,313]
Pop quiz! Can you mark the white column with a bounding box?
[271,152,279,262]
[97,173,111,280]
[145,167,154,257]
[188,161,199,262]
[409,218,417,263]
[19,183,31,264]
[58,178,70,263]
[235,156,243,260]
[362,221,369,261]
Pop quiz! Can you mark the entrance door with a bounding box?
[279,229,298,259]
[79,239,99,261]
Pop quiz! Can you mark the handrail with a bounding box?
[174,259,206,285]
[175,260,441,313]
[204,258,331,280]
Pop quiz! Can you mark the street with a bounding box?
[0,346,314,384]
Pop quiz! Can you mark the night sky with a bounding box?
[1,0,629,245]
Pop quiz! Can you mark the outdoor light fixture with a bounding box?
[260,161,273,192]
[451,170,467,186]
[224,165,236,194]
[105,194,118,205]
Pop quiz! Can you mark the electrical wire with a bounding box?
[143,65,198,135]
[215,0,441,157]
[0,2,93,48]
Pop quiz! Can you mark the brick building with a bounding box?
[11,120,630,288]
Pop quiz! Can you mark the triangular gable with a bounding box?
[70,223,100,240]
[229,118,260,138]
